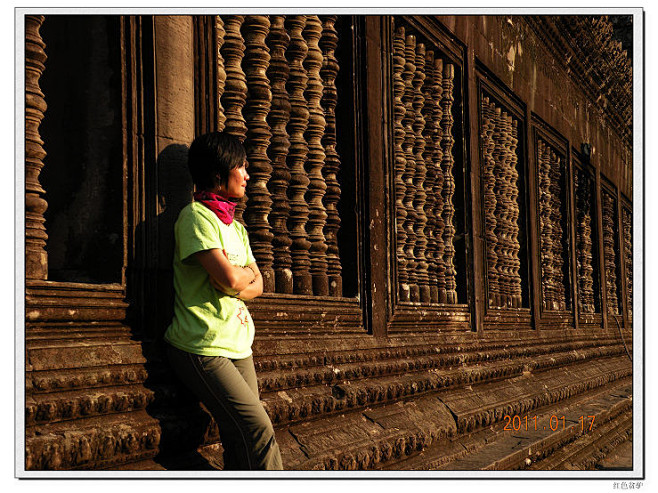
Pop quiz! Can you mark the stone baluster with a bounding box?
[432,58,446,304]
[550,152,566,310]
[402,34,418,301]
[285,15,312,295]
[538,139,554,310]
[481,98,498,307]
[421,51,437,303]
[25,15,49,280]
[508,118,522,308]
[303,15,329,296]
[575,170,596,313]
[220,15,248,223]
[492,106,508,307]
[602,192,619,315]
[441,62,457,304]
[622,207,632,320]
[412,43,429,303]
[319,15,342,297]
[266,15,293,294]
[215,16,227,131]
[242,15,275,292]
[392,26,409,302]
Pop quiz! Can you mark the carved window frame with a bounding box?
[26,15,131,328]
[619,195,633,327]
[474,61,532,330]
[529,115,575,330]
[382,15,471,334]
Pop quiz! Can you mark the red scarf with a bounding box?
[193,191,237,225]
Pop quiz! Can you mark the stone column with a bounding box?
[25,15,48,280]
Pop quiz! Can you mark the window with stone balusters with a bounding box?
[389,16,468,313]
[194,14,360,300]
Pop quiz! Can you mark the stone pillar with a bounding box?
[154,16,195,153]
[25,15,48,280]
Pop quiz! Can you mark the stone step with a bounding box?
[384,377,632,471]
[261,354,631,429]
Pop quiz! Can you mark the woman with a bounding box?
[164,132,283,470]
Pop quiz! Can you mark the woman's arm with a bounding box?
[235,262,263,300]
[195,248,255,293]
[209,262,263,300]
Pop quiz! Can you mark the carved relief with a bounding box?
[575,169,597,313]
[25,15,49,280]
[536,138,568,311]
[601,190,620,316]
[480,96,523,309]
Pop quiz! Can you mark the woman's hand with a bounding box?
[196,248,256,293]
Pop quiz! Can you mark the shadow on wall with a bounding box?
[130,143,220,469]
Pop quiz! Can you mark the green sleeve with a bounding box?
[177,207,223,262]
[236,221,256,266]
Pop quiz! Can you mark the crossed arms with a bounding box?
[195,249,263,301]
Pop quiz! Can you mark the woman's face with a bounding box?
[220,161,249,198]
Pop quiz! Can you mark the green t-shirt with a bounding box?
[164,202,257,359]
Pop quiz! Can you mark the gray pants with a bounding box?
[166,343,283,470]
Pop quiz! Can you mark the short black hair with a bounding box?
[188,132,246,190]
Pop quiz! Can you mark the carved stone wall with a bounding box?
[391,18,459,306]
[23,14,634,473]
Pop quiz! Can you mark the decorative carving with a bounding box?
[602,191,620,315]
[480,98,499,307]
[266,15,294,294]
[25,15,49,280]
[621,207,632,321]
[575,169,597,313]
[431,58,446,304]
[536,138,567,311]
[393,26,410,302]
[421,51,438,304]
[220,15,248,222]
[215,16,227,131]
[319,15,343,297]
[441,62,457,304]
[285,15,313,295]
[480,97,523,308]
[242,15,275,292]
[303,15,330,296]
[602,192,619,315]
[402,34,419,301]
[412,42,429,303]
